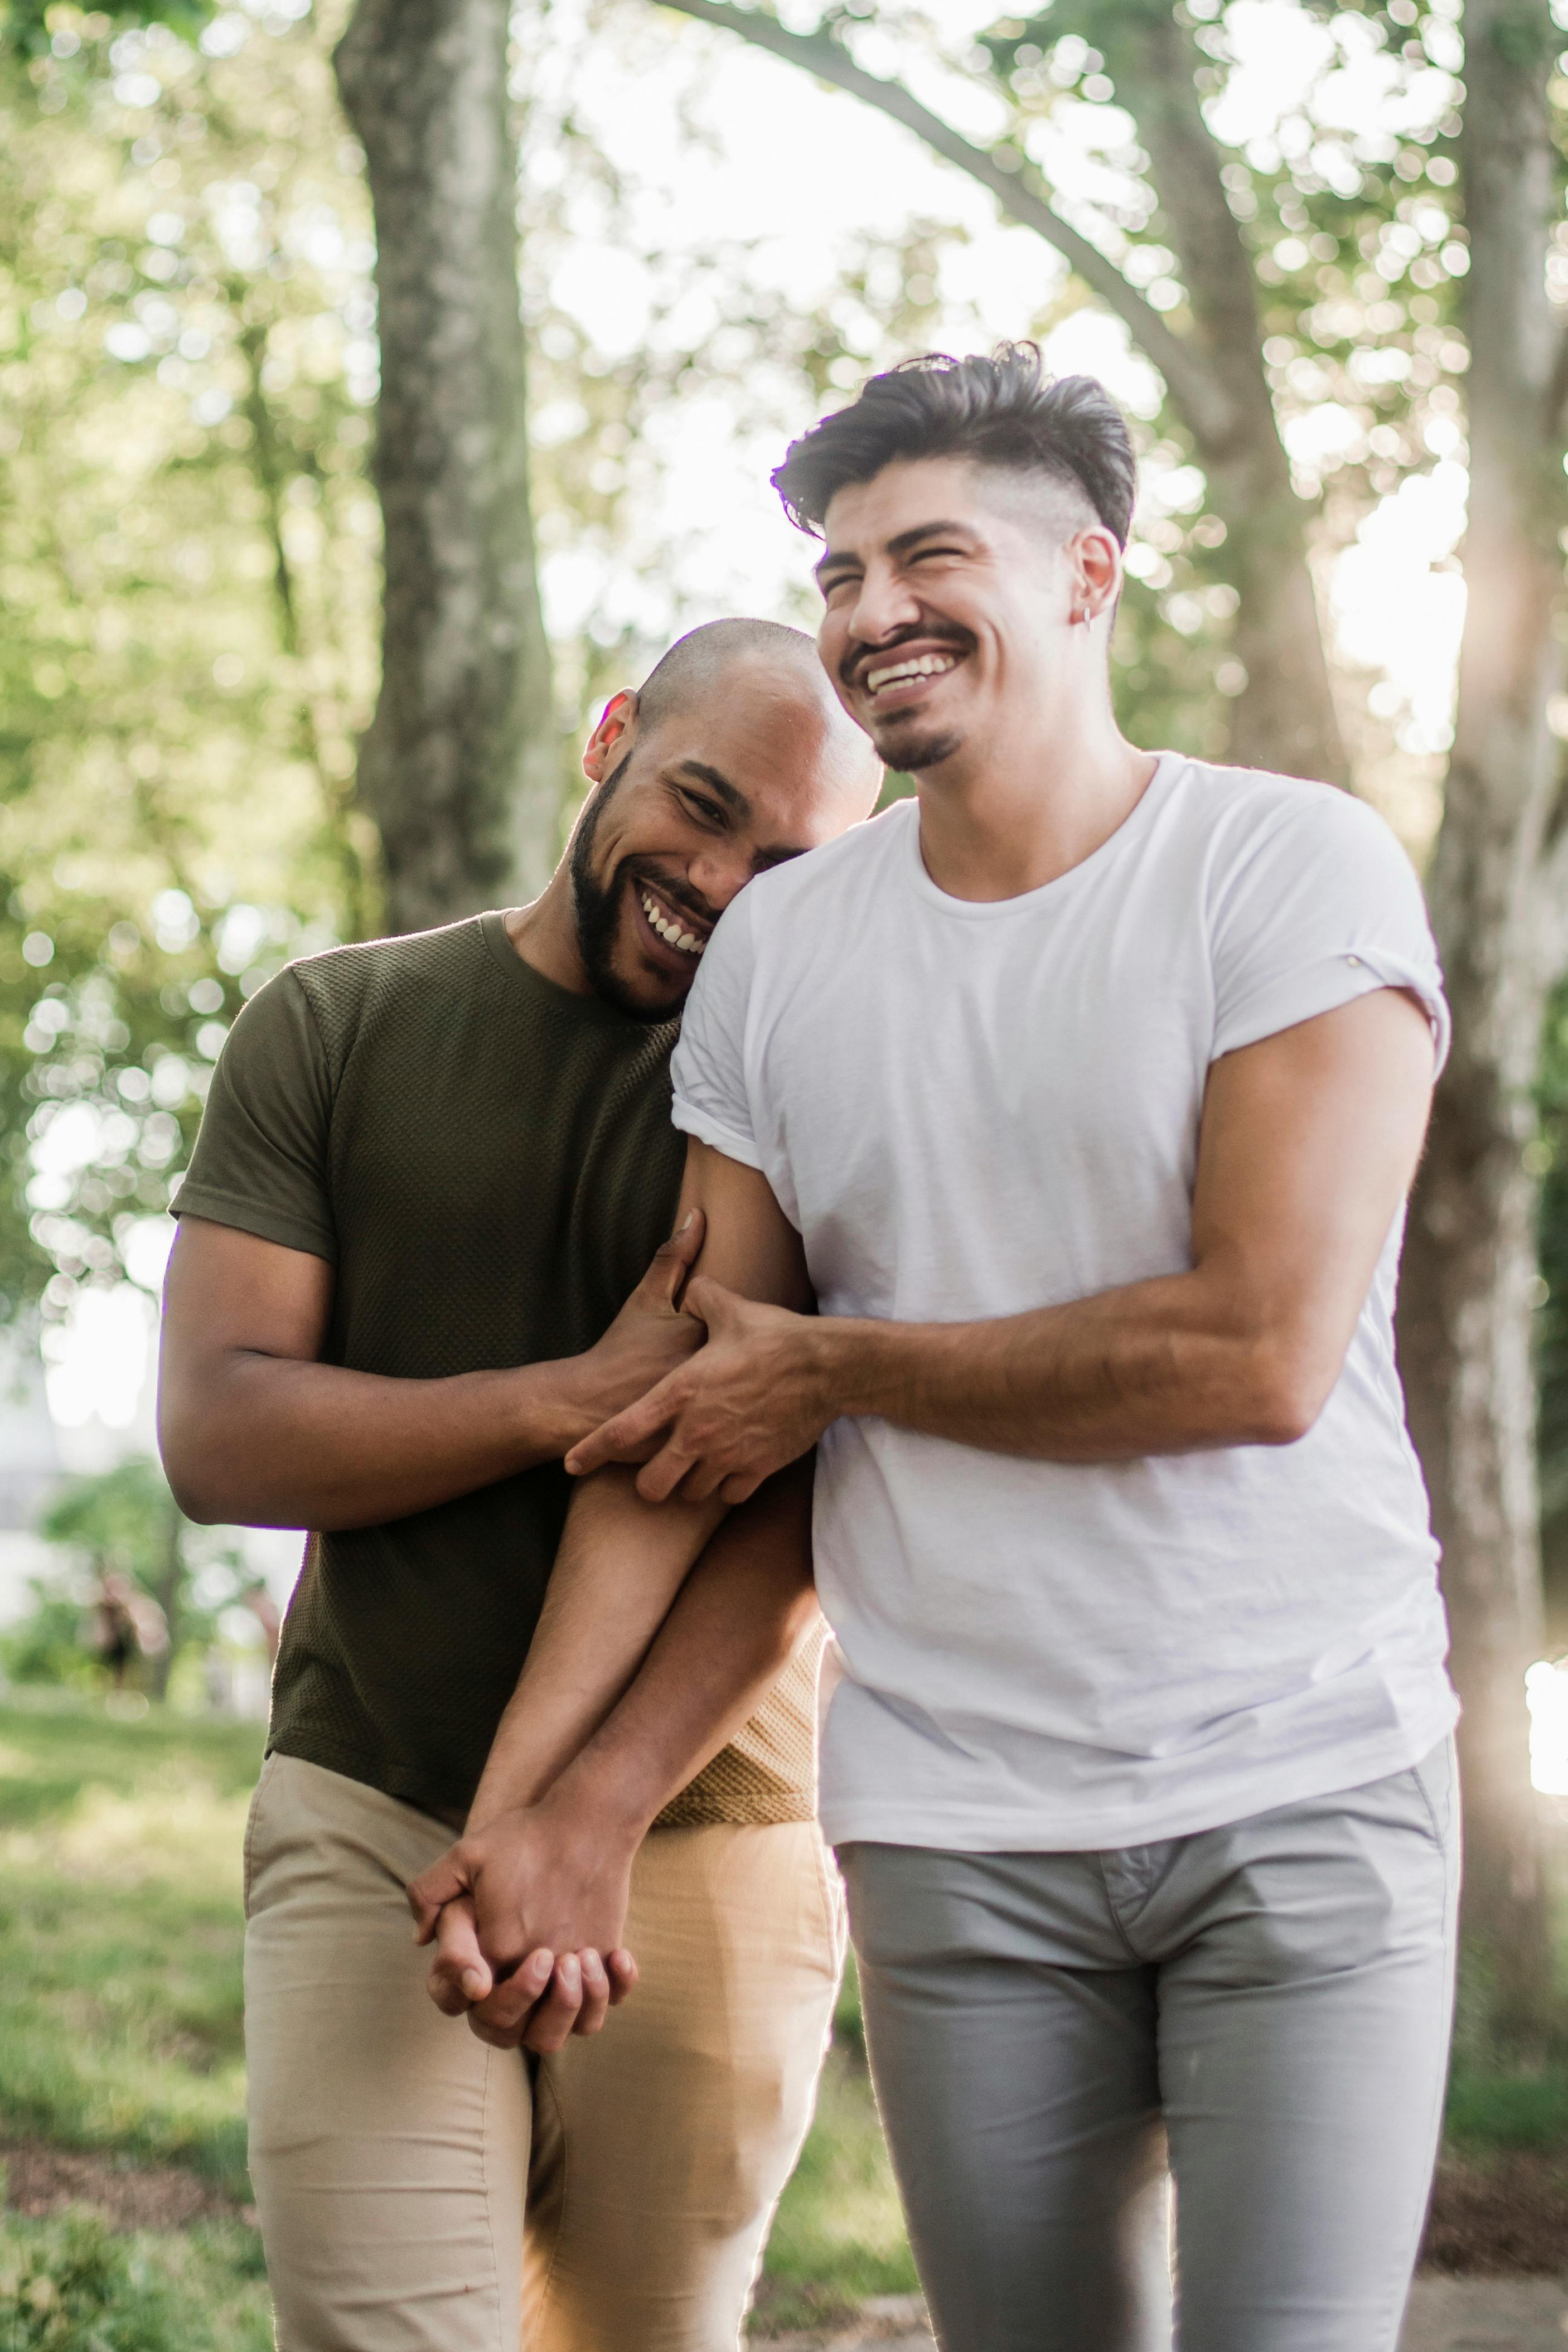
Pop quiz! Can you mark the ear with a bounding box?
[1066,526,1122,627]
[583,689,638,786]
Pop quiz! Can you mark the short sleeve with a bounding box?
[669,889,763,1169]
[173,969,338,1260]
[1210,788,1449,1075]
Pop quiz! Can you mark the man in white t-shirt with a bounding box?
[417,347,1456,2350]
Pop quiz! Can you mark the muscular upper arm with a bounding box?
[672,1140,813,1315]
[158,1219,333,1500]
[1192,986,1435,1415]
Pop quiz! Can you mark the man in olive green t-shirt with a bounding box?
[157,619,880,2352]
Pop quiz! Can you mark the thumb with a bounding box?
[650,1207,705,1304]
[682,1273,737,1330]
[428,1898,493,2014]
[408,1847,473,1943]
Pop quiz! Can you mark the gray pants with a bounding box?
[840,1744,1459,2352]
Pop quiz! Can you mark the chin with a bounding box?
[872,718,965,773]
[616,972,690,1024]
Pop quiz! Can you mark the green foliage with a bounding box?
[754,2048,919,2332]
[0,0,215,61]
[1445,2065,1568,2153]
[39,1458,181,1577]
[0,2218,268,2352]
[0,1589,95,1689]
[16,1459,254,1688]
[0,1696,260,2189]
[0,2213,177,2352]
[0,2,379,1325]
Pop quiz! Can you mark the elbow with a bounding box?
[162,1460,224,1527]
[1238,1347,1335,1449]
[157,1415,227,1526]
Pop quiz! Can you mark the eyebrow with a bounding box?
[814,519,980,580]
[671,759,751,817]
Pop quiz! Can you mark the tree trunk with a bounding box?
[335,0,559,935]
[1089,0,1347,787]
[1396,0,1565,2038]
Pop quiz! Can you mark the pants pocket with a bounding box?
[243,1753,279,1920]
[1398,1738,1456,1853]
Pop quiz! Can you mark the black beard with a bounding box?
[872,718,965,773]
[569,757,685,1023]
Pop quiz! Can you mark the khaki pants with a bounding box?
[244,1755,845,2352]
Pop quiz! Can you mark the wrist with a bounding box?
[545,1748,661,1847]
[806,1315,886,1422]
[514,1354,597,1460]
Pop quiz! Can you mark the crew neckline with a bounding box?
[899,751,1184,919]
[478,908,680,1037]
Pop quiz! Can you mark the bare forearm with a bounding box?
[815,1269,1322,1460]
[548,1464,817,1838]
[467,1468,725,1830]
[161,1353,598,1530]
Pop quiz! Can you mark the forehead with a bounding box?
[633,664,841,802]
[819,456,1071,562]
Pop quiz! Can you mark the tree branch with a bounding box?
[652,0,1237,447]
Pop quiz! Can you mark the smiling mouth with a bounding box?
[861,650,962,699]
[638,887,707,958]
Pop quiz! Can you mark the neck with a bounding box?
[504,865,593,992]
[912,672,1158,903]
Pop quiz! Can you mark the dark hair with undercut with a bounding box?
[771,343,1137,550]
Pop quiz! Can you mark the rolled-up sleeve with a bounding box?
[1209,790,1449,1073]
[670,891,764,1170]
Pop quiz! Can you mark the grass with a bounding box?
[0,2212,272,2350]
[757,1968,919,2332]
[0,1694,916,2339]
[1444,2064,1568,2155]
[5,1695,1563,2334]
[0,1698,260,2193]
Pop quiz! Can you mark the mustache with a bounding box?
[842,622,974,692]
[623,862,718,932]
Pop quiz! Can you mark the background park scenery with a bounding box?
[2,0,1568,2336]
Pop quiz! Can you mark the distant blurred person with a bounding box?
[88,1571,167,1692]
[157,620,880,2352]
[495,351,1458,2352]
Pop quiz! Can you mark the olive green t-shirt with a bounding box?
[176,912,816,1826]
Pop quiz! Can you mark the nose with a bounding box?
[842,561,923,655]
[686,844,751,916]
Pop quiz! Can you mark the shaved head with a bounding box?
[562,614,881,1021]
[635,618,878,792]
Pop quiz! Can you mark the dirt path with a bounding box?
[1401,2278,1568,2349]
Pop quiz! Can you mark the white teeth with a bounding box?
[865,652,958,694]
[641,892,705,956]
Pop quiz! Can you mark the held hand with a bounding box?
[564,1276,835,1504]
[574,1211,707,1429]
[408,1797,638,2053]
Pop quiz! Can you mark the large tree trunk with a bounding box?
[1396,0,1565,2038]
[335,0,559,935]
[1087,0,1347,787]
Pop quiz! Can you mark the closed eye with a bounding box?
[676,786,728,828]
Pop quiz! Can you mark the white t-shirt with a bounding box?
[671,754,1458,1852]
